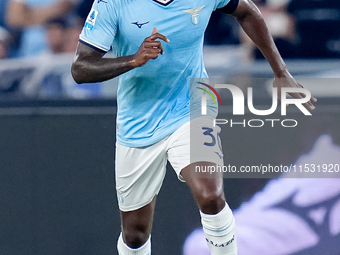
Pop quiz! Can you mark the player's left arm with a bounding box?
[221,0,317,109]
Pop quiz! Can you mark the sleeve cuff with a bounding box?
[79,38,108,54]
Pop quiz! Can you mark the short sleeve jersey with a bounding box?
[80,0,232,147]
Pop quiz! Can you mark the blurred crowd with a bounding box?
[0,0,340,99]
[0,0,95,59]
[207,0,340,59]
[0,0,340,60]
[0,0,106,99]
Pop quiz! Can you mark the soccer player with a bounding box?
[71,0,316,254]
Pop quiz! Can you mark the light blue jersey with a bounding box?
[80,0,230,147]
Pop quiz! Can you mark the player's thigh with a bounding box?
[115,141,167,212]
[167,116,224,181]
[167,117,225,211]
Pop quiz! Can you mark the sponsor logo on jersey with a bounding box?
[85,9,99,30]
[131,21,150,28]
[183,6,205,25]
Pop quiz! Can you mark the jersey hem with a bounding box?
[117,115,190,148]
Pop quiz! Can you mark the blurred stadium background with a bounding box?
[0,0,340,254]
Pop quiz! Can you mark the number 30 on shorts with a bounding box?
[202,127,222,151]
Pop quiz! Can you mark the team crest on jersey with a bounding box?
[183,6,205,25]
[84,9,98,30]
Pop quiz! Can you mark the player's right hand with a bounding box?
[273,71,317,110]
[130,27,170,67]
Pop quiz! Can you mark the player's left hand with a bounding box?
[273,71,317,111]
[130,27,170,67]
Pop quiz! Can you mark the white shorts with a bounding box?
[115,116,224,212]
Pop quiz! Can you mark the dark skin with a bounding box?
[72,0,317,248]
[231,0,317,108]
[71,27,169,83]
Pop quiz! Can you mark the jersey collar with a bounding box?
[152,0,174,6]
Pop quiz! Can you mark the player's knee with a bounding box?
[123,225,150,248]
[198,189,225,214]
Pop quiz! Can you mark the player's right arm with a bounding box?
[72,28,169,84]
[219,0,316,110]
